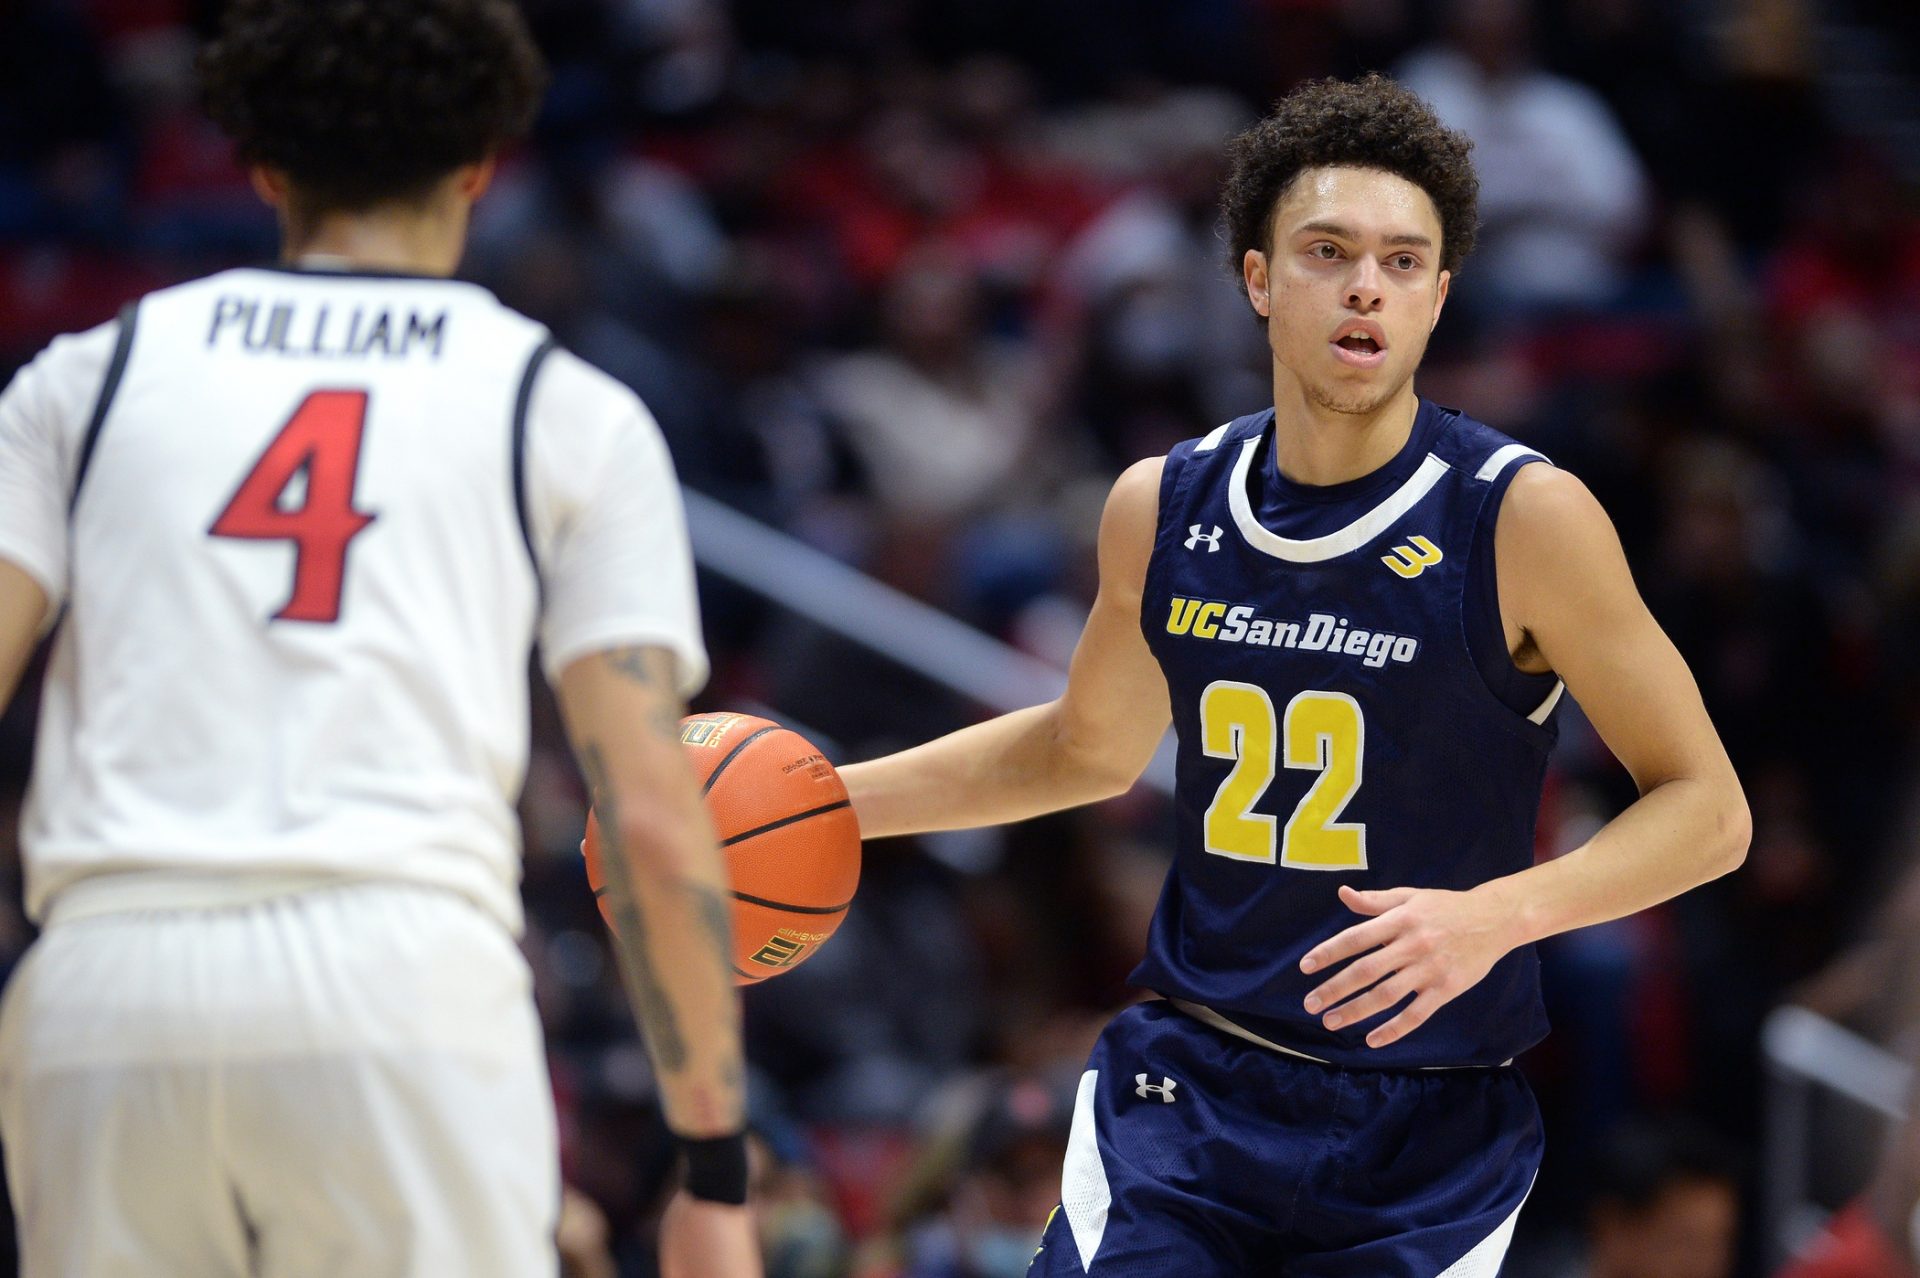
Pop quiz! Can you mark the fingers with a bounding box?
[1337,884,1415,916]
[1301,887,1421,973]
[1297,886,1480,1049]
[1321,971,1417,1031]
[1304,947,1399,1013]
[1300,915,1396,974]
[1362,987,1450,1049]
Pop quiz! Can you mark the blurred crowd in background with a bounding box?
[5,0,1920,1274]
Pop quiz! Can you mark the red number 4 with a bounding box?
[211,389,377,623]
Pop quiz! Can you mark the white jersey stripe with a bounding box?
[1435,1176,1535,1277]
[1061,1070,1112,1271]
[1527,679,1566,726]
[1474,442,1548,482]
[1229,437,1452,563]
[1193,421,1234,454]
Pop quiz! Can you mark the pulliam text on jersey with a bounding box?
[206,296,448,360]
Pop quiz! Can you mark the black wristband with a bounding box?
[680,1132,749,1205]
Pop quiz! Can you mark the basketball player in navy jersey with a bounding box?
[840,74,1748,1275]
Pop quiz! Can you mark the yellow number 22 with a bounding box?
[1199,683,1367,870]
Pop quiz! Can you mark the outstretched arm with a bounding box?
[1301,464,1750,1048]
[841,456,1173,836]
[0,560,48,712]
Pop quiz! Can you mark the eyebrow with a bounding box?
[1296,221,1434,249]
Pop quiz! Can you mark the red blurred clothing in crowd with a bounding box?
[1778,1202,1916,1278]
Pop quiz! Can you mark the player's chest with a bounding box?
[1150,537,1463,682]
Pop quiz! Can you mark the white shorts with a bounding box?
[0,880,560,1277]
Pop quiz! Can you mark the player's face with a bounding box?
[1243,166,1450,419]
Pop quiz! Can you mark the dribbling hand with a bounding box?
[1298,885,1518,1049]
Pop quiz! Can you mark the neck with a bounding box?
[281,205,466,278]
[1268,376,1422,487]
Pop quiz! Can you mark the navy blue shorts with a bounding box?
[1029,1002,1542,1277]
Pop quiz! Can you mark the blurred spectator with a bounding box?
[810,239,1072,619]
[1551,1117,1742,1278]
[1778,1202,1918,1278]
[813,241,1047,525]
[113,24,271,262]
[1050,87,1266,462]
[1784,853,1920,1278]
[749,1111,853,1278]
[557,1185,620,1278]
[1764,147,1920,481]
[1397,0,1650,317]
[0,0,131,244]
[862,1069,1074,1278]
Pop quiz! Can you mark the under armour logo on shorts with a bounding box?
[1185,525,1223,552]
[1134,1074,1178,1101]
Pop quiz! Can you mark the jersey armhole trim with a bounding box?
[1141,435,1214,645]
[68,300,140,517]
[1463,451,1563,736]
[1192,420,1233,454]
[511,333,559,587]
[1474,442,1548,483]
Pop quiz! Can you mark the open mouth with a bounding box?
[1331,332,1387,367]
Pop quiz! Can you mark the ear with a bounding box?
[249,166,290,210]
[1243,249,1272,319]
[455,156,497,202]
[1430,268,1451,332]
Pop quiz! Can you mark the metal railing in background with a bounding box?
[1761,1005,1912,1270]
[683,489,1177,794]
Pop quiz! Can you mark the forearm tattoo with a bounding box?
[580,743,688,1072]
[602,646,684,740]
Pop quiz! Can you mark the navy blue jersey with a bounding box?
[1131,399,1562,1069]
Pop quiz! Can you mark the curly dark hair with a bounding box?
[1222,73,1478,292]
[200,0,547,213]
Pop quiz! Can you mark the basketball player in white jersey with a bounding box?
[0,2,758,1275]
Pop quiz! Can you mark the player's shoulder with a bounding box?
[1497,457,1607,540]
[1103,411,1267,562]
[1422,401,1606,532]
[1179,409,1271,462]
[1425,401,1555,489]
[530,344,644,416]
[2,308,127,432]
[525,344,660,441]
[1144,408,1271,501]
[1117,408,1273,525]
[1101,453,1166,545]
[29,314,124,379]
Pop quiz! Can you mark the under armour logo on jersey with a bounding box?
[1134,1074,1178,1102]
[1186,525,1224,552]
[1381,535,1443,579]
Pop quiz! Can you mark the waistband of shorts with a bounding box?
[45,869,385,927]
[1164,999,1512,1071]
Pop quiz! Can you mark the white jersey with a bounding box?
[0,266,708,931]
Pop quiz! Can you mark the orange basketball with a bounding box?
[582,712,861,985]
